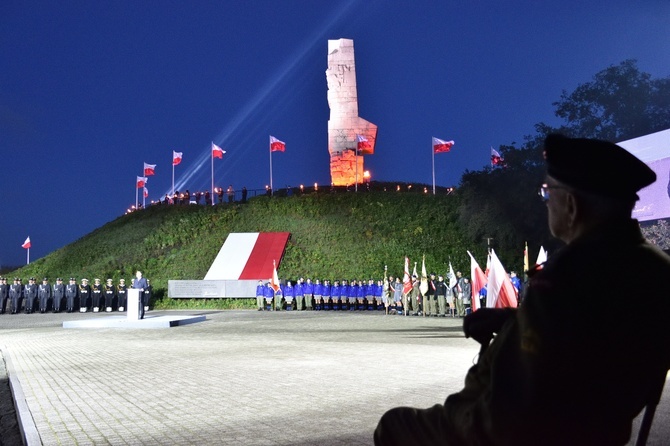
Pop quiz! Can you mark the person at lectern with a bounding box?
[132,270,149,319]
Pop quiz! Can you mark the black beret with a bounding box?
[544,134,656,200]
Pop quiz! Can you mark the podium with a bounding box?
[127,289,142,321]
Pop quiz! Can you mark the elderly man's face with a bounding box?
[545,176,572,242]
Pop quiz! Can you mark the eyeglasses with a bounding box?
[538,183,569,201]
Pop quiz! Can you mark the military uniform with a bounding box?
[104,279,116,311]
[65,278,78,313]
[24,278,38,314]
[91,279,103,312]
[143,280,152,313]
[117,279,127,311]
[0,277,9,314]
[79,279,91,312]
[52,278,65,313]
[9,278,23,313]
[38,278,52,313]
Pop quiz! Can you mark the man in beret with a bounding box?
[375,134,670,445]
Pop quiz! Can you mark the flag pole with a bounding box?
[355,149,359,193]
[269,135,274,196]
[432,140,436,195]
[27,247,29,265]
[135,178,138,210]
[211,142,215,206]
[172,159,175,197]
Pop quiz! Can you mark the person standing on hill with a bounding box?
[52,277,65,313]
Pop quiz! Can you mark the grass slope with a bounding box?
[11,189,476,302]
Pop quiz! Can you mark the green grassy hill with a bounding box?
[11,187,483,303]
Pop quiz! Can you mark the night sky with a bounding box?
[2,0,669,266]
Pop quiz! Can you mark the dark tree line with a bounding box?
[457,60,670,270]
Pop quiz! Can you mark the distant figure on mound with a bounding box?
[132,271,149,319]
[374,134,670,446]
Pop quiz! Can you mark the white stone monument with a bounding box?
[326,38,377,186]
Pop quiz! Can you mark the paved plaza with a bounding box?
[1,310,669,445]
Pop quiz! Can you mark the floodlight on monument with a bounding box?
[363,170,370,181]
[314,182,318,191]
[424,187,429,194]
[397,185,401,192]
[300,184,304,192]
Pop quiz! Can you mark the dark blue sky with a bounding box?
[1,0,669,267]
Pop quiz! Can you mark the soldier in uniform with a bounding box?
[52,277,65,313]
[117,278,127,311]
[143,279,152,313]
[9,278,23,314]
[375,134,670,446]
[410,275,422,316]
[79,278,91,312]
[38,277,52,313]
[65,278,78,313]
[91,278,103,312]
[104,279,116,312]
[24,277,38,314]
[0,277,8,314]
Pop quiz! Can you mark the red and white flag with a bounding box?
[486,249,518,308]
[448,262,458,290]
[212,142,225,159]
[356,134,373,155]
[270,259,281,292]
[22,237,31,249]
[269,135,286,152]
[402,256,413,295]
[420,255,428,295]
[491,147,504,166]
[144,162,156,176]
[433,137,454,153]
[467,251,488,312]
[137,176,148,188]
[143,187,149,198]
[173,151,183,166]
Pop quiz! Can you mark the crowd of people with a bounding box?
[160,185,248,206]
[254,270,523,316]
[0,271,152,315]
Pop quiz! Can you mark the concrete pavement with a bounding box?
[1,310,669,445]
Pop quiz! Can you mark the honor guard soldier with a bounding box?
[38,277,52,313]
[79,278,91,312]
[256,280,265,311]
[52,278,65,313]
[143,279,152,313]
[104,279,116,312]
[91,278,103,312]
[10,278,23,314]
[65,278,78,312]
[24,277,38,314]
[117,278,127,311]
[0,277,8,314]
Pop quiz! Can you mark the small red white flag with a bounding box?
[402,257,413,295]
[491,147,504,166]
[270,135,286,152]
[212,142,225,159]
[22,237,31,249]
[137,176,148,188]
[270,260,281,292]
[143,187,149,198]
[173,151,183,166]
[356,134,373,155]
[467,251,488,312]
[143,162,156,176]
[486,249,518,309]
[433,137,454,153]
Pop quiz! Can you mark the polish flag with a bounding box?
[144,163,156,176]
[486,249,518,308]
[467,251,488,312]
[270,136,286,152]
[270,260,281,293]
[212,142,225,159]
[22,237,31,249]
[356,134,373,155]
[137,176,148,188]
[402,257,412,295]
[433,137,454,153]
[491,147,504,166]
[173,151,183,166]
[143,187,149,198]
